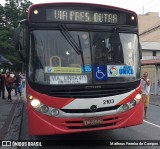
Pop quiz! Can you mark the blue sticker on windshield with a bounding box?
[94,66,108,80]
[82,64,92,72]
[46,67,53,73]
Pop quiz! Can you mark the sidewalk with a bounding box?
[0,90,24,141]
[150,94,160,106]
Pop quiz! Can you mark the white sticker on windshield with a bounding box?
[50,75,88,84]
[107,65,135,77]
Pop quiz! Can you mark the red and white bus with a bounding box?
[15,2,143,135]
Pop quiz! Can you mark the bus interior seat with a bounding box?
[50,56,61,67]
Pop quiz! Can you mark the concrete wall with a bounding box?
[141,65,160,95]
[138,12,160,94]
[138,12,160,42]
[141,65,157,82]
[142,51,152,56]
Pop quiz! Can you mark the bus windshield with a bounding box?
[28,30,140,85]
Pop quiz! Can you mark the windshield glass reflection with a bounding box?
[28,30,140,85]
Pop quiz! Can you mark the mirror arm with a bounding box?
[19,19,28,26]
[139,42,142,59]
[18,50,27,63]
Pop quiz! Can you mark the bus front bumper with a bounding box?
[28,102,143,135]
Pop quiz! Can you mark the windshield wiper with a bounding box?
[59,24,81,55]
[58,24,85,71]
[78,35,85,72]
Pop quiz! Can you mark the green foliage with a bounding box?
[0,0,32,70]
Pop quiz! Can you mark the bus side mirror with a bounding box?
[13,27,20,50]
[13,20,27,63]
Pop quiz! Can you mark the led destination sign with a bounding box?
[30,6,136,26]
[46,9,119,24]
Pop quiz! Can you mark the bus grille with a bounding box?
[66,117,119,129]
[48,88,132,98]
[61,105,120,113]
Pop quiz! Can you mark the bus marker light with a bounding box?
[29,95,33,100]
[31,99,40,108]
[131,16,135,20]
[34,10,39,14]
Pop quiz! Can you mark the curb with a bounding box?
[5,101,24,140]
[1,98,24,149]
[150,102,160,107]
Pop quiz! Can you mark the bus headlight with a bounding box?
[50,109,59,116]
[118,93,141,113]
[31,99,40,108]
[122,104,130,111]
[130,99,137,108]
[29,95,60,117]
[39,105,49,113]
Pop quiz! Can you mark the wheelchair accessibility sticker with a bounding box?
[94,66,108,80]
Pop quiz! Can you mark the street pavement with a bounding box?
[0,90,24,141]
[0,91,160,141]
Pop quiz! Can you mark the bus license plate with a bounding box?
[83,118,103,126]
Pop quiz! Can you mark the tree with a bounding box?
[0,4,5,27]
[0,0,32,71]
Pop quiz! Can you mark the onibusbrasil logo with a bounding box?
[47,67,53,73]
[109,66,118,76]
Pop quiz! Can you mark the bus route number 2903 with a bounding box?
[103,99,114,105]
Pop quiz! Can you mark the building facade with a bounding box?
[138,12,160,95]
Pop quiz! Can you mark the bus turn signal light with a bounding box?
[135,94,141,100]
